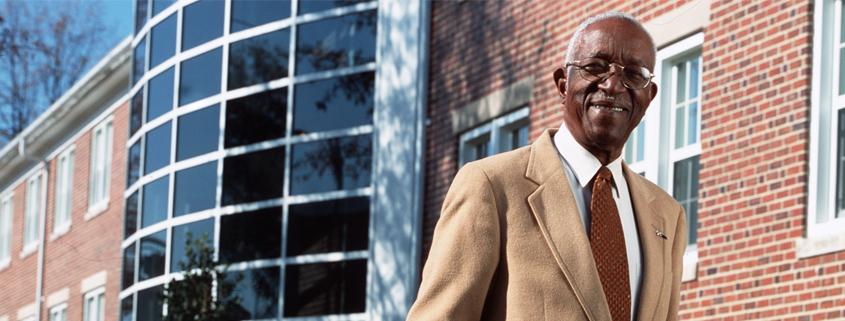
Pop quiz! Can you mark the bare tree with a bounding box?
[0,1,107,146]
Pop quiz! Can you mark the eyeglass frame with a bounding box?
[564,57,655,89]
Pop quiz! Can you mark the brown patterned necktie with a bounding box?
[589,166,631,321]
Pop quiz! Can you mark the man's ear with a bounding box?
[553,67,567,100]
[649,81,659,102]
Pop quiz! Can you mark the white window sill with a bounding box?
[682,247,698,282]
[796,223,845,259]
[20,243,38,259]
[0,258,10,271]
[85,200,109,221]
[50,224,71,241]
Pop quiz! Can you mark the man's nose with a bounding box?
[598,65,626,94]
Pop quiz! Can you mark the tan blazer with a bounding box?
[408,129,687,321]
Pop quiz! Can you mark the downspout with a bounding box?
[19,140,48,321]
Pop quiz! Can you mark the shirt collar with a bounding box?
[553,123,624,188]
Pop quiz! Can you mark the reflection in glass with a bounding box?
[122,243,135,290]
[147,67,174,122]
[182,0,224,51]
[219,206,282,263]
[293,71,373,134]
[137,285,164,321]
[125,191,139,238]
[152,0,174,16]
[284,259,366,316]
[674,106,684,149]
[690,56,700,98]
[150,14,177,69]
[135,0,148,34]
[675,62,686,104]
[127,141,141,188]
[837,109,845,219]
[228,29,289,90]
[689,102,698,145]
[230,0,291,33]
[220,267,280,320]
[130,89,143,136]
[121,296,133,321]
[174,161,217,216]
[296,11,376,75]
[142,176,169,228]
[177,105,219,161]
[133,38,146,85]
[180,48,222,106]
[287,197,369,256]
[225,89,286,148]
[291,135,371,195]
[139,230,167,281]
[673,156,699,246]
[144,122,171,174]
[222,147,285,205]
[170,218,214,272]
[298,0,370,14]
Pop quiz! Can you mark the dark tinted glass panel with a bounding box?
[296,11,376,74]
[133,38,146,84]
[174,161,217,216]
[147,67,174,122]
[224,89,286,148]
[135,0,148,34]
[150,14,177,69]
[127,141,141,188]
[144,122,171,174]
[137,285,164,321]
[228,29,290,90]
[142,175,169,228]
[293,71,373,134]
[177,105,219,160]
[284,259,366,316]
[287,197,368,256]
[220,267,280,320]
[152,0,174,16]
[170,218,214,272]
[219,207,282,263]
[182,0,224,51]
[139,230,167,281]
[230,0,291,32]
[121,296,133,321]
[130,89,144,135]
[125,191,139,238]
[222,147,285,205]
[838,109,845,219]
[291,135,371,195]
[122,243,136,290]
[299,0,370,14]
[179,48,222,105]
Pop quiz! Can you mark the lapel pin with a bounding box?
[655,229,668,240]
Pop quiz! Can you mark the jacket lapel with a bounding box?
[526,129,611,321]
[623,164,667,321]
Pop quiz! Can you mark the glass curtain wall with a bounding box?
[124,0,379,320]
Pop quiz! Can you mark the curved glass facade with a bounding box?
[122,0,398,319]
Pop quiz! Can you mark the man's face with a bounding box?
[555,18,658,162]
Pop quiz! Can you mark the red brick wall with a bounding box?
[0,101,127,320]
[424,0,845,319]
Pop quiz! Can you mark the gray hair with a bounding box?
[564,11,656,64]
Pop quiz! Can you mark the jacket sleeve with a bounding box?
[667,205,688,321]
[406,163,501,321]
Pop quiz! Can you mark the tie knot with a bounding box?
[596,166,613,182]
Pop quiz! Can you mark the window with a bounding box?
[227,29,290,90]
[24,171,46,253]
[132,37,146,85]
[141,175,169,228]
[176,104,219,161]
[290,135,372,195]
[83,288,105,321]
[293,71,374,134]
[0,193,12,266]
[173,161,217,216]
[296,11,376,75]
[146,67,174,122]
[89,119,113,212]
[49,304,67,321]
[144,122,171,174]
[230,0,291,33]
[222,147,285,205]
[458,107,530,166]
[149,14,176,69]
[170,218,213,272]
[54,147,75,236]
[224,89,286,148]
[182,0,224,51]
[179,48,222,106]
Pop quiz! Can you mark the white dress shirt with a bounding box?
[553,124,642,319]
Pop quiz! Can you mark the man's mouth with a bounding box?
[589,104,626,113]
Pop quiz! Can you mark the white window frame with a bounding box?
[48,303,67,321]
[0,192,13,269]
[458,106,530,166]
[22,170,46,257]
[88,118,113,217]
[82,287,105,321]
[53,146,75,238]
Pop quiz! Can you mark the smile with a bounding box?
[589,105,626,113]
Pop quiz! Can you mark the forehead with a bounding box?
[572,19,655,68]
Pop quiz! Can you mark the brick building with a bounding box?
[0,0,844,320]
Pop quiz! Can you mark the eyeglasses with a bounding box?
[565,57,654,89]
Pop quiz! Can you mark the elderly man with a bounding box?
[407,12,687,321]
